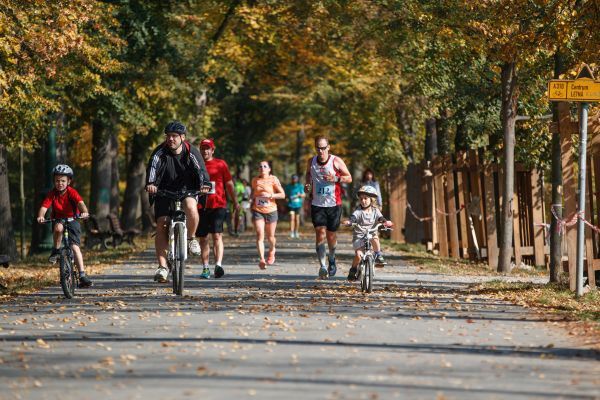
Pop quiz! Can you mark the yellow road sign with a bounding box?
[548,79,600,102]
[548,64,600,102]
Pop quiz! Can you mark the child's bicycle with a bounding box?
[348,223,391,293]
[155,189,203,295]
[41,217,85,299]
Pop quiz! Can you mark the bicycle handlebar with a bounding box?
[40,216,85,224]
[346,222,393,233]
[154,189,204,201]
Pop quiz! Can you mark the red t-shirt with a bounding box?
[40,187,83,218]
[201,158,232,209]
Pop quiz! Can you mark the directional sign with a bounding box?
[548,79,600,102]
[548,64,600,102]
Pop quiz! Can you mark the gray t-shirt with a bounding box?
[350,207,384,241]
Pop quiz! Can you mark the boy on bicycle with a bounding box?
[36,164,93,288]
[343,185,393,281]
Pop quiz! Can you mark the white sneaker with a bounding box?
[295,231,300,239]
[153,266,168,283]
[188,238,201,256]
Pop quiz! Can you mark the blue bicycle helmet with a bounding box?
[164,121,187,135]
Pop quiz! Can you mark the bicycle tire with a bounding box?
[365,256,374,293]
[359,260,366,292]
[173,224,186,295]
[59,249,75,299]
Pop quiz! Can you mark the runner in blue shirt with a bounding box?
[285,174,305,238]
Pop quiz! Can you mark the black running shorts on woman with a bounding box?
[311,205,342,232]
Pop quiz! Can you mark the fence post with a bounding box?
[389,167,406,243]
[512,180,522,268]
[483,165,499,268]
[444,155,460,259]
[530,168,546,267]
[455,153,470,258]
[433,157,449,257]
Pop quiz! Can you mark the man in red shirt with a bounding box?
[197,138,239,279]
[36,164,93,288]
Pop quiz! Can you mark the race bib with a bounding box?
[207,181,216,195]
[316,182,334,196]
[255,197,270,207]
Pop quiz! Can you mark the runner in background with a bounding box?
[197,138,239,279]
[285,174,305,238]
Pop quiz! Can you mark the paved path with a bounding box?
[1,232,599,399]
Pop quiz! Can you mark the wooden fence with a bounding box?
[389,109,600,290]
[389,150,547,266]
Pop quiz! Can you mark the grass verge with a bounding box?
[383,240,545,277]
[0,237,150,298]
[469,280,600,323]
[385,240,600,336]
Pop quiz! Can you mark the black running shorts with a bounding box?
[311,205,342,232]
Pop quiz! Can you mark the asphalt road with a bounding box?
[1,232,599,399]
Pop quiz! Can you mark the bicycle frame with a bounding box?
[350,222,389,293]
[155,189,203,295]
[167,199,188,264]
[42,217,79,298]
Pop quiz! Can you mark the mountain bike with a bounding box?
[155,190,203,295]
[349,223,391,293]
[41,217,84,299]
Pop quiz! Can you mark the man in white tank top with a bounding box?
[304,136,352,279]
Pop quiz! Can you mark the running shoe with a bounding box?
[199,267,210,279]
[375,253,387,266]
[214,265,225,279]
[318,265,328,279]
[258,259,267,270]
[347,266,358,281]
[153,266,169,283]
[78,274,93,288]
[267,249,276,265]
[188,238,201,256]
[48,248,60,264]
[328,258,337,277]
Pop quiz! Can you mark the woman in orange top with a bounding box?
[251,161,285,269]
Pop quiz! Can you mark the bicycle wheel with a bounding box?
[365,256,374,293]
[59,249,75,299]
[173,225,186,295]
[359,260,366,292]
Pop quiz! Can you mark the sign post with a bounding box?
[548,64,598,297]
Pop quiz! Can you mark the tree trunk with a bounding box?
[436,109,450,155]
[0,145,18,260]
[424,117,438,161]
[295,122,306,176]
[140,187,153,233]
[121,133,150,230]
[497,61,519,273]
[89,119,112,224]
[395,103,415,163]
[550,51,565,282]
[109,132,120,216]
[454,122,467,151]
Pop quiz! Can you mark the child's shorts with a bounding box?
[352,234,377,251]
[53,220,82,246]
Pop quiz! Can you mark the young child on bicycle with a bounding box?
[36,164,93,288]
[343,185,393,281]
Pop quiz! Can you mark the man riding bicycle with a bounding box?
[145,121,209,283]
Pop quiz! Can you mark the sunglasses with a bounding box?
[316,145,328,151]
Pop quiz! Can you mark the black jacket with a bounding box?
[145,141,209,189]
